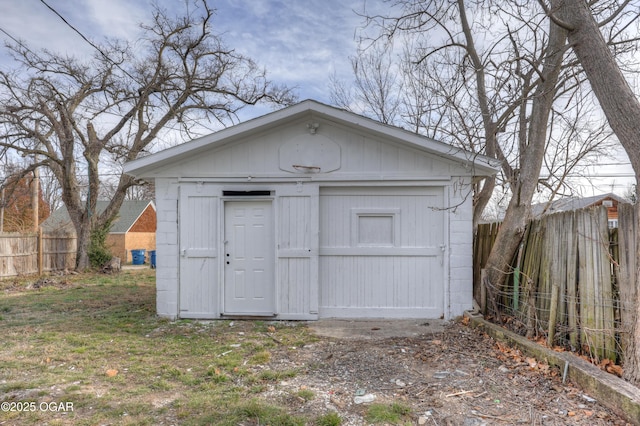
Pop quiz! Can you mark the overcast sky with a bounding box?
[0,0,634,196]
[0,0,376,107]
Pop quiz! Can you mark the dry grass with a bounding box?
[0,270,319,425]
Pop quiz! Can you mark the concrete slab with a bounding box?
[122,265,152,271]
[306,318,447,340]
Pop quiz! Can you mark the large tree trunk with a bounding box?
[483,19,568,300]
[550,0,640,386]
[75,218,92,270]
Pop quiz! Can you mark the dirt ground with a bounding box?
[264,319,631,425]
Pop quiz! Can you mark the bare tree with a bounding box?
[330,45,401,124]
[342,0,628,306]
[345,1,567,299]
[547,0,640,385]
[0,0,295,269]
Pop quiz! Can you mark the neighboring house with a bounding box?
[532,193,628,228]
[124,100,498,321]
[41,200,156,263]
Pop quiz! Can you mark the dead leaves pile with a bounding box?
[494,341,553,374]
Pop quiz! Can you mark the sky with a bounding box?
[0,0,635,198]
[0,0,375,105]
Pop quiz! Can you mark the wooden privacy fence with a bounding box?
[0,231,76,277]
[474,205,636,363]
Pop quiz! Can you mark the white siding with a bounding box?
[152,121,454,179]
[319,187,446,318]
[178,184,220,318]
[276,183,319,320]
[447,178,475,318]
[155,178,179,319]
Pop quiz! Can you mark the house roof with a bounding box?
[124,99,500,177]
[531,193,628,218]
[41,200,155,234]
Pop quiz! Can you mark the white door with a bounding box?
[224,200,275,315]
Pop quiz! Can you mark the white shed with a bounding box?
[124,100,498,320]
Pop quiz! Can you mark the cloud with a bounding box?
[0,0,374,103]
[213,0,368,100]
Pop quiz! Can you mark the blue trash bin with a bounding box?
[131,249,146,265]
[149,250,156,269]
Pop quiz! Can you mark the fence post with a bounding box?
[480,268,487,314]
[38,227,43,275]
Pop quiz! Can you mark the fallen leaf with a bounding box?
[106,369,118,377]
[606,364,623,377]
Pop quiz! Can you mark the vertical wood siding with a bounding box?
[179,186,219,317]
[277,187,318,319]
[318,187,445,318]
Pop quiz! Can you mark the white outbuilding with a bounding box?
[124,100,498,321]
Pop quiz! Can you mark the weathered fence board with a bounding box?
[473,221,500,305]
[0,232,76,277]
[616,203,637,361]
[475,205,627,363]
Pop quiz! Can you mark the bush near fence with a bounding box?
[0,231,76,277]
[474,205,636,366]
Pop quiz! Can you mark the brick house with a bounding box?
[41,200,156,263]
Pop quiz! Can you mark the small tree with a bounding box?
[0,0,295,269]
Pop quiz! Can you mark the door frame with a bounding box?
[220,195,276,317]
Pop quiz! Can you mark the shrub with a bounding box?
[88,220,113,268]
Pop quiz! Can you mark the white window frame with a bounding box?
[350,208,401,247]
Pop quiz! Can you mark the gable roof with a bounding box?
[532,193,628,218]
[41,200,155,234]
[124,99,500,177]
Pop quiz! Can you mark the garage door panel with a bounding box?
[319,187,446,319]
[320,256,442,309]
[319,187,444,249]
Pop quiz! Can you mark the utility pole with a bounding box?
[32,168,39,232]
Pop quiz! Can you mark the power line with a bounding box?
[38,3,160,101]
[0,25,44,65]
[35,1,225,141]
[38,0,130,77]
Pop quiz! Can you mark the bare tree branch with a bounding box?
[0,0,295,269]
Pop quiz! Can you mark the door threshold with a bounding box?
[220,313,277,319]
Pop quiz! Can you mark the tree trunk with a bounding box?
[550,0,640,385]
[75,219,91,270]
[483,18,568,297]
[473,176,495,228]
